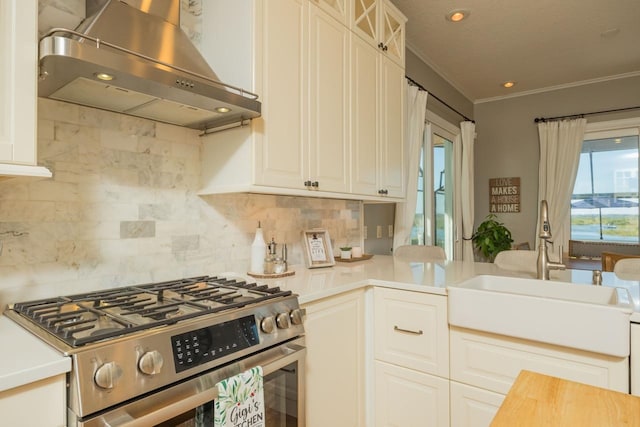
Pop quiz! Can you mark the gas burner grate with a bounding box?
[11,276,292,347]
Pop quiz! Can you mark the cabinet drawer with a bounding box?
[450,327,629,395]
[375,360,449,427]
[450,381,504,427]
[374,287,448,376]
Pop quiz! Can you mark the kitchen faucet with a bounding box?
[536,200,566,280]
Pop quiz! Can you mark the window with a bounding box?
[410,113,458,258]
[570,124,640,243]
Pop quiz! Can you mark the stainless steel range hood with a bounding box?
[38,0,260,132]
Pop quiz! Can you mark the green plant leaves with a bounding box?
[471,214,513,262]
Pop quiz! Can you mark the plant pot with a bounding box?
[340,249,352,259]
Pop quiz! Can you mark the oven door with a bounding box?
[76,337,305,427]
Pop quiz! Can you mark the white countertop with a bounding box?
[3,255,640,393]
[232,255,640,309]
[0,316,71,393]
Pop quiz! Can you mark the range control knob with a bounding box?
[289,308,304,325]
[94,361,123,389]
[276,312,291,329]
[261,316,276,334]
[138,350,164,376]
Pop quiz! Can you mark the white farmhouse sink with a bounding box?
[447,275,633,357]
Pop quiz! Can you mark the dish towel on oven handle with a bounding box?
[214,366,265,427]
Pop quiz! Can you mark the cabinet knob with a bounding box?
[311,181,319,188]
[383,45,388,52]
[378,189,388,195]
[304,180,312,187]
[378,42,384,49]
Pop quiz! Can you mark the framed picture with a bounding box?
[301,229,335,268]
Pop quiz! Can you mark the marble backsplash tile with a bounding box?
[0,99,361,311]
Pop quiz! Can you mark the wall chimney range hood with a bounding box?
[38,0,260,132]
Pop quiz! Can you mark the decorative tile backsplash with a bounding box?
[0,99,361,311]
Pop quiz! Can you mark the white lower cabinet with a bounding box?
[0,374,66,427]
[449,381,504,427]
[449,326,629,427]
[302,289,365,427]
[632,323,640,396]
[375,360,449,427]
[373,287,449,426]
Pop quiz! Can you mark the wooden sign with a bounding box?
[489,177,520,213]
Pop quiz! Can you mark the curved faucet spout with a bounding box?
[539,200,552,239]
[537,200,565,280]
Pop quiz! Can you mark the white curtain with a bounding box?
[460,121,476,261]
[393,82,428,249]
[536,118,587,255]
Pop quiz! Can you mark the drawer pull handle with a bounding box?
[394,326,423,335]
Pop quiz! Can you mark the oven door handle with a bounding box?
[97,338,306,427]
[110,387,219,427]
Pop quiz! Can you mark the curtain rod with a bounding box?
[406,76,474,123]
[534,105,640,123]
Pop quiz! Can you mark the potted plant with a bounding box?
[471,214,513,262]
[339,246,352,259]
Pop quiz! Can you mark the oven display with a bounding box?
[171,315,260,373]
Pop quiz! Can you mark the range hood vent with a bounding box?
[38,0,260,132]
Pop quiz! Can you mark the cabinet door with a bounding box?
[379,1,405,66]
[350,34,379,196]
[0,374,66,427]
[308,5,350,193]
[375,360,449,427]
[631,323,640,396]
[312,0,350,26]
[379,57,405,198]
[303,290,365,427]
[254,0,308,189]
[0,0,37,164]
[352,0,378,47]
[450,381,505,427]
[374,287,448,377]
[450,327,629,395]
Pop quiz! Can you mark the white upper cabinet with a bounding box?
[308,3,350,193]
[352,0,406,66]
[351,30,405,198]
[200,0,405,201]
[253,0,308,190]
[0,0,52,179]
[311,0,351,26]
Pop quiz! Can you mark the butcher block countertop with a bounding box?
[491,370,640,427]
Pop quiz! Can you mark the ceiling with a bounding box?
[391,0,640,102]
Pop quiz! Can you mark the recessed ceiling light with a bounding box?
[94,72,115,81]
[446,9,470,22]
[215,107,231,113]
[600,28,620,38]
[502,81,516,88]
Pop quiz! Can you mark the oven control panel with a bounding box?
[170,315,260,373]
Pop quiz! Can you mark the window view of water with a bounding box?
[571,207,639,242]
[570,133,639,243]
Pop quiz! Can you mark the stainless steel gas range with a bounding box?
[5,276,306,427]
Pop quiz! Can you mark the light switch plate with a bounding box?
[388,225,394,237]
[376,225,382,239]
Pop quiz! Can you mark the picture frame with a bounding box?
[301,229,335,268]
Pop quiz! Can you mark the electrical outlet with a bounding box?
[388,225,394,237]
[363,226,368,238]
[376,225,382,239]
